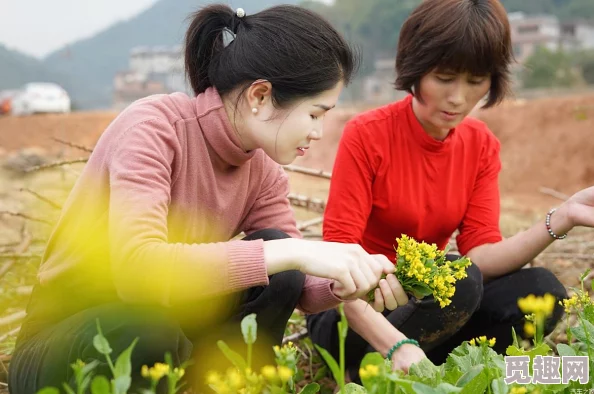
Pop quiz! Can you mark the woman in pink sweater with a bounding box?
[9,4,399,392]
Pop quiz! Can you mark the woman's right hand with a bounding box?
[265,239,396,300]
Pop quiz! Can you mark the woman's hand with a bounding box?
[564,186,594,229]
[391,344,427,373]
[264,239,396,300]
[370,273,409,312]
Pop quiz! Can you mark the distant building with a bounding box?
[560,20,594,51]
[112,45,190,111]
[362,57,407,104]
[509,12,594,64]
[509,13,562,65]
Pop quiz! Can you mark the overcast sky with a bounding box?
[0,0,158,58]
[0,0,334,59]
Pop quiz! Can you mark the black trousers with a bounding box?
[306,258,568,383]
[9,229,305,394]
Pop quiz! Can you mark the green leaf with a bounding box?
[443,366,464,385]
[556,343,577,357]
[313,365,328,381]
[82,360,101,376]
[114,337,138,378]
[446,343,482,372]
[570,319,594,346]
[240,313,258,345]
[62,383,76,394]
[359,352,384,391]
[580,268,591,283]
[583,304,594,325]
[344,383,367,393]
[93,320,112,355]
[408,358,441,384]
[455,365,484,387]
[217,340,247,370]
[459,367,489,394]
[112,376,131,394]
[36,388,61,394]
[407,284,433,299]
[411,382,462,394]
[490,378,508,394]
[299,383,321,394]
[93,334,112,356]
[314,345,342,383]
[91,376,111,394]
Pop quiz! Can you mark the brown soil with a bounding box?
[1,94,592,198]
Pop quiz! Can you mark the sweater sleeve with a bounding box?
[107,119,269,306]
[323,119,375,244]
[243,163,344,314]
[456,135,504,256]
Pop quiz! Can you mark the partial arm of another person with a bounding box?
[467,187,594,281]
[456,138,594,281]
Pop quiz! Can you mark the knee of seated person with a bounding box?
[450,262,484,312]
[522,267,568,331]
[243,229,291,241]
[85,305,192,366]
[269,270,306,301]
[522,267,568,300]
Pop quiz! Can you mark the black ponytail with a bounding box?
[184,4,359,108]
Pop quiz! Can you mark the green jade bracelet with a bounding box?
[386,338,420,360]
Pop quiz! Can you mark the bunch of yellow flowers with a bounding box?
[369,234,472,308]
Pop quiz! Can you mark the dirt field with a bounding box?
[0,93,593,386]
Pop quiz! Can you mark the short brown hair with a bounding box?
[395,0,513,108]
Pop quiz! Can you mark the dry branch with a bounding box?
[0,311,26,328]
[0,253,40,260]
[0,228,32,281]
[0,327,20,343]
[282,328,308,345]
[50,137,94,153]
[297,217,324,231]
[25,158,89,173]
[20,188,62,210]
[539,187,570,201]
[0,211,52,226]
[283,165,332,179]
[288,193,326,213]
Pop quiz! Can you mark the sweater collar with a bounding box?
[402,94,457,153]
[195,87,256,167]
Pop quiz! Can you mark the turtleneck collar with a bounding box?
[402,94,457,154]
[195,87,256,167]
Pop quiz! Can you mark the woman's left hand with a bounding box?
[371,273,409,313]
[564,186,594,229]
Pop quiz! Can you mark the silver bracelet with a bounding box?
[545,208,568,240]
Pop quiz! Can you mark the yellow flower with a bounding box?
[206,371,222,385]
[524,322,535,337]
[277,366,294,383]
[173,367,185,378]
[510,387,527,394]
[470,336,496,347]
[226,368,244,390]
[359,364,380,379]
[517,294,556,319]
[261,365,277,381]
[142,362,169,381]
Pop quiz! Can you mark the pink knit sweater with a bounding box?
[38,87,340,314]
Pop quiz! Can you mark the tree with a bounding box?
[522,46,581,88]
